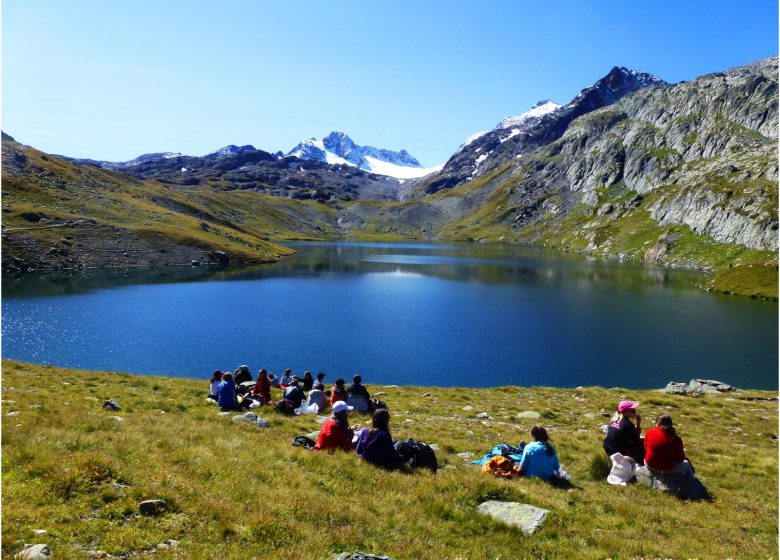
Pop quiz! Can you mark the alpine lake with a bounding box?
[2,242,777,390]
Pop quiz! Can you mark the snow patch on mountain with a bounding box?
[287,131,439,179]
[497,100,561,129]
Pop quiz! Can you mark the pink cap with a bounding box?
[618,400,639,413]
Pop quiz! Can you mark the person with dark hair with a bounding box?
[280,369,293,389]
[283,377,306,409]
[356,409,401,470]
[316,372,326,386]
[268,373,280,389]
[517,426,561,480]
[644,414,691,474]
[208,370,222,400]
[217,372,238,412]
[251,368,272,405]
[603,400,644,464]
[234,365,252,385]
[330,378,348,405]
[315,401,356,451]
[302,371,314,392]
[306,382,328,413]
[347,375,371,412]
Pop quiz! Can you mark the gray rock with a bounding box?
[662,382,689,394]
[457,452,474,460]
[462,405,474,411]
[333,553,392,560]
[635,465,709,500]
[688,379,736,393]
[477,501,550,536]
[6,411,21,417]
[517,411,541,419]
[103,399,121,411]
[218,411,231,416]
[476,412,490,419]
[232,412,258,423]
[14,544,51,560]
[139,499,168,516]
[255,417,270,428]
[109,416,125,423]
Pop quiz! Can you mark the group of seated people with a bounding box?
[210,369,696,480]
[208,366,375,415]
[208,365,399,470]
[603,400,695,478]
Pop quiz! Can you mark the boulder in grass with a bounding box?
[233,412,258,423]
[517,411,541,419]
[636,465,709,500]
[477,501,549,536]
[255,417,270,428]
[14,544,51,559]
[688,379,735,393]
[139,499,168,516]
[103,399,121,411]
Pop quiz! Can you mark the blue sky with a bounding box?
[2,1,777,166]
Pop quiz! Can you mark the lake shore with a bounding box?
[2,359,777,559]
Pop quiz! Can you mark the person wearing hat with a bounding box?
[603,400,644,464]
[314,401,358,451]
[280,369,293,389]
[330,378,348,406]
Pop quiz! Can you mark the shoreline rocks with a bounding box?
[661,379,736,396]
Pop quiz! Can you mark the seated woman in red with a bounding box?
[314,401,356,451]
[644,414,692,475]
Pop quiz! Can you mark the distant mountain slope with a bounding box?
[287,131,442,179]
[413,66,665,196]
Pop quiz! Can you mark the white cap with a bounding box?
[332,401,354,414]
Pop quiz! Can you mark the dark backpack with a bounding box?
[275,398,296,416]
[291,435,316,450]
[395,438,438,473]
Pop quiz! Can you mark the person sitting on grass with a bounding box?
[316,372,326,387]
[347,375,371,413]
[217,372,238,412]
[356,409,401,470]
[517,426,561,480]
[305,382,328,413]
[603,400,644,465]
[280,368,293,389]
[644,414,693,475]
[315,401,357,451]
[268,373,280,388]
[208,369,222,400]
[283,377,306,409]
[234,364,252,385]
[251,368,272,405]
[330,378,348,406]
[302,370,314,392]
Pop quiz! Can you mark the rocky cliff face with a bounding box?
[512,56,779,252]
[414,67,665,195]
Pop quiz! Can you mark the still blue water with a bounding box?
[2,242,777,389]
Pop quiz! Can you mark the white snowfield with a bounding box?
[363,156,443,179]
[497,100,560,129]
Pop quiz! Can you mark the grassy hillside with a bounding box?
[2,361,777,559]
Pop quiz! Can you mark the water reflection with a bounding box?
[3,242,708,299]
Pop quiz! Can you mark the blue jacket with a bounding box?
[518,441,560,480]
[217,379,237,410]
[356,429,400,470]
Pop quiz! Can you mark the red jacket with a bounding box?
[314,418,353,451]
[252,375,271,404]
[644,427,685,472]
